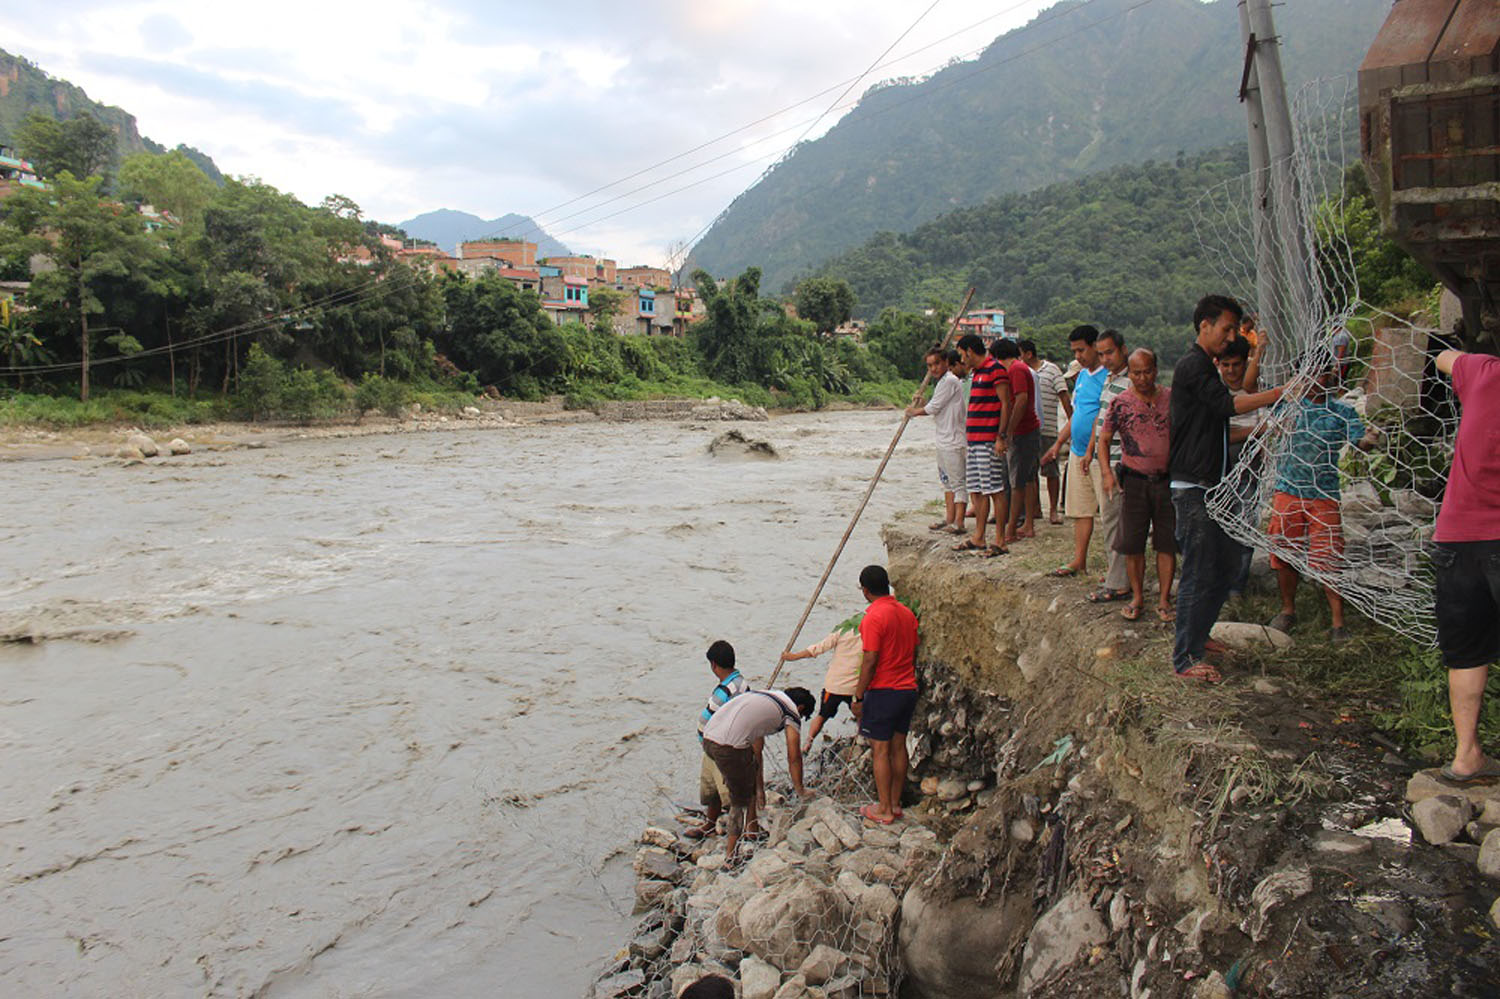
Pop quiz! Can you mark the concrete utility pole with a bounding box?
[1239,0,1316,376]
[1237,0,1278,355]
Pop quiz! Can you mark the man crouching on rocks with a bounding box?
[853,565,920,825]
[700,686,817,862]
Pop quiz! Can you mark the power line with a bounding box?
[472,1,1084,250]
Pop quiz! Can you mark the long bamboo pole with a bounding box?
[766,287,976,688]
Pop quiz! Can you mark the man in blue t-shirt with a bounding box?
[1265,366,1377,642]
[1041,325,1127,593]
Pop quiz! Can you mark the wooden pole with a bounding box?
[766,287,975,687]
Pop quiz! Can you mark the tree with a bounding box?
[794,276,855,334]
[587,286,626,334]
[0,172,159,399]
[15,112,115,181]
[118,150,217,225]
[864,306,946,377]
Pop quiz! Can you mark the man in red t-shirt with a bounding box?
[852,564,919,824]
[993,338,1042,543]
[1433,349,1500,782]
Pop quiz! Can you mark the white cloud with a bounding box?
[0,0,1053,266]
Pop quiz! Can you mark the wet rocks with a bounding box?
[126,433,159,457]
[1479,829,1500,880]
[168,438,191,455]
[601,791,910,999]
[707,429,778,459]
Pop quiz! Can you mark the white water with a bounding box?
[0,411,932,997]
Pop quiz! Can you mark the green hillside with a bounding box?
[812,145,1251,363]
[0,48,221,182]
[687,0,1389,293]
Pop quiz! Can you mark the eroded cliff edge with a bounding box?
[598,512,1500,999]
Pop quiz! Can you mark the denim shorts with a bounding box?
[1434,540,1500,670]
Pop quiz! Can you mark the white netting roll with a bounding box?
[1191,77,1457,645]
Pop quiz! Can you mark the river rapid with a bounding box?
[0,410,932,997]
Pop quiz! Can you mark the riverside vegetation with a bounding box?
[0,149,929,427]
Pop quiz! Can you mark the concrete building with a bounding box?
[460,239,536,267]
[617,265,671,289]
[541,255,617,285]
[958,308,1007,342]
[541,273,590,325]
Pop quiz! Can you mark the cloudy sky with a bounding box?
[4,1,1055,265]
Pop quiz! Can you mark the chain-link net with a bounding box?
[1191,77,1455,645]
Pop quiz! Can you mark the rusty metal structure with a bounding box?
[1359,0,1500,345]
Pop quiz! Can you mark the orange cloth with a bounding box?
[1268,491,1343,573]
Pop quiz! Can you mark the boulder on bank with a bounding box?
[899,886,1030,998]
[168,438,191,455]
[1017,890,1108,996]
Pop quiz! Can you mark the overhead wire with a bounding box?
[662,0,1155,273]
[474,0,1096,250]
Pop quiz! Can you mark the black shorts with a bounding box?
[858,688,919,741]
[819,690,855,720]
[1434,540,1500,670]
[1115,469,1178,556]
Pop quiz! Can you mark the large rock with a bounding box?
[1018,890,1108,996]
[798,944,847,985]
[634,846,687,883]
[738,874,850,969]
[167,438,191,455]
[1406,769,1500,809]
[1412,795,1473,845]
[1480,828,1500,880]
[126,433,159,457]
[740,956,782,999]
[593,969,645,998]
[771,974,810,999]
[1209,621,1293,650]
[899,886,1030,999]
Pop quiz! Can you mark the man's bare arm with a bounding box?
[1435,349,1463,376]
[785,727,807,797]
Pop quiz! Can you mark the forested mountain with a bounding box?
[397,209,572,257]
[0,49,222,183]
[687,0,1390,292]
[813,145,1251,364]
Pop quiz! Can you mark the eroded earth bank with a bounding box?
[606,515,1500,998]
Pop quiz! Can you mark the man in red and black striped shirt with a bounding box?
[954,333,1011,557]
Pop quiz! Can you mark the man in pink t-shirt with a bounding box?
[1432,350,1500,782]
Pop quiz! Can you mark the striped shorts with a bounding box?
[966,441,1008,495]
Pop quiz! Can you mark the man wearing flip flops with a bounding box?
[1168,295,1283,682]
[851,565,920,825]
[1432,348,1500,782]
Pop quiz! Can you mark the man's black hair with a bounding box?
[1097,328,1125,349]
[681,975,735,999]
[1068,324,1099,345]
[706,640,735,670]
[785,687,818,720]
[859,564,891,595]
[1017,338,1037,356]
[956,333,985,355]
[944,348,962,366]
[1221,336,1251,361]
[992,338,1021,360]
[1193,294,1243,333]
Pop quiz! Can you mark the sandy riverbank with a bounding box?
[0,395,806,461]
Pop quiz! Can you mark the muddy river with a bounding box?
[0,410,932,997]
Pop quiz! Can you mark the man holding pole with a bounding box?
[852,564,920,825]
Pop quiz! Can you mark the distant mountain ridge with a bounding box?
[396,209,572,258]
[0,48,222,182]
[686,0,1390,292]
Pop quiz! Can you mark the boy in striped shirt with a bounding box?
[687,640,748,839]
[953,333,1011,557]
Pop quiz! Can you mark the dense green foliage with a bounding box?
[687,0,1392,291]
[0,157,917,421]
[792,277,854,334]
[813,148,1255,365]
[14,112,115,183]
